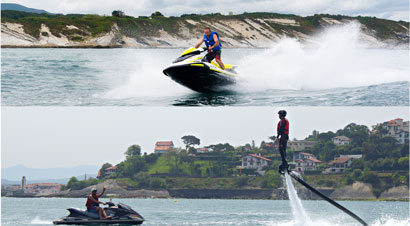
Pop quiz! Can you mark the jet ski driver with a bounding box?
[194,27,225,70]
[276,110,290,174]
[85,186,112,220]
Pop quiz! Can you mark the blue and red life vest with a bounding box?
[204,31,222,50]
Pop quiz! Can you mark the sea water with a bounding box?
[1,24,409,106]
[1,197,409,226]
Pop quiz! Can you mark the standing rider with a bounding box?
[85,187,112,220]
[194,27,225,70]
[276,110,289,174]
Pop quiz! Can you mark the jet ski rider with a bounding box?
[194,27,225,70]
[85,187,112,220]
[276,110,290,174]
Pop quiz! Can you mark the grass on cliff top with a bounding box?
[2,10,407,41]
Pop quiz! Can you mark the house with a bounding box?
[154,141,174,154]
[293,152,317,162]
[332,136,350,145]
[324,157,353,174]
[373,118,409,143]
[339,154,362,159]
[240,154,271,175]
[260,142,276,151]
[295,157,322,173]
[288,140,317,151]
[105,165,117,175]
[197,147,210,153]
[24,183,62,194]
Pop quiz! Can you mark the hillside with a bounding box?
[1,3,52,14]
[1,11,409,48]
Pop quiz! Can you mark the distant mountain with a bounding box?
[2,164,99,181]
[2,174,97,185]
[1,3,53,14]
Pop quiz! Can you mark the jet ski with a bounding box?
[163,47,238,93]
[53,201,144,225]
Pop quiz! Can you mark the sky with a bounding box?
[3,0,409,21]
[2,107,408,168]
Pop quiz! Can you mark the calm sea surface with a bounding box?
[1,198,409,226]
[1,48,408,106]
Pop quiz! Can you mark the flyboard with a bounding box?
[286,170,368,226]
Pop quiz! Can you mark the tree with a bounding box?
[336,123,370,146]
[133,172,151,187]
[112,10,124,17]
[125,144,141,157]
[149,177,167,188]
[181,135,200,150]
[317,131,336,142]
[97,162,113,179]
[151,11,164,17]
[66,176,78,189]
[116,156,147,177]
[261,170,282,188]
[164,147,187,175]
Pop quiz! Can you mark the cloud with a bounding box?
[4,0,409,21]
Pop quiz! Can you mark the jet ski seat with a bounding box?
[67,208,99,219]
[210,61,235,70]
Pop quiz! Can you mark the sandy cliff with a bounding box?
[1,13,409,48]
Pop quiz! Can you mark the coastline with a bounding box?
[3,187,408,201]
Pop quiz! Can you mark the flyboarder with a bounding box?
[194,27,225,70]
[276,110,289,174]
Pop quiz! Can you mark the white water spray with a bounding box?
[30,216,52,224]
[98,23,408,99]
[236,22,409,92]
[284,172,312,226]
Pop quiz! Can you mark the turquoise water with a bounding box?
[1,48,409,106]
[1,198,408,226]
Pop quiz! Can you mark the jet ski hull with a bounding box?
[163,64,236,93]
[53,202,144,225]
[53,218,144,225]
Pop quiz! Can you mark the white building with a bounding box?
[332,136,350,145]
[241,154,271,175]
[295,157,322,173]
[395,131,409,144]
[375,118,410,144]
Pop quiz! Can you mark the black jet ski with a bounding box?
[53,201,144,225]
[163,47,238,93]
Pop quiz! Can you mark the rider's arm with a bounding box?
[97,187,106,197]
[209,34,220,49]
[194,37,204,48]
[89,195,105,205]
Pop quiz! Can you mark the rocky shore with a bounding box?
[1,12,409,48]
[3,180,408,201]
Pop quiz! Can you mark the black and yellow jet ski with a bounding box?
[163,47,237,93]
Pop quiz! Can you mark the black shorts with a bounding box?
[203,50,221,62]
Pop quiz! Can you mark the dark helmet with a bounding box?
[278,110,287,117]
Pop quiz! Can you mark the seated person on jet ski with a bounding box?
[85,187,112,220]
[276,110,289,174]
[194,27,225,70]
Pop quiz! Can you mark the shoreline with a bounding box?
[3,188,408,201]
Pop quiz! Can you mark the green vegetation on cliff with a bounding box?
[63,122,408,199]
[2,10,408,43]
